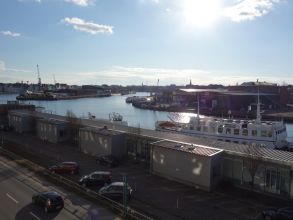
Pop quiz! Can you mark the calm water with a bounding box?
[1,93,293,141]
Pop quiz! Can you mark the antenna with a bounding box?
[197,93,200,119]
[256,86,261,123]
[53,74,56,85]
[37,64,42,90]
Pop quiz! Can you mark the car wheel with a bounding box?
[44,207,49,213]
[264,215,271,220]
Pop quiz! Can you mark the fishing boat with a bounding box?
[155,94,288,149]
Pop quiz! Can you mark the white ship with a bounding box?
[155,94,288,149]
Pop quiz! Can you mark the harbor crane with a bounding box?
[37,64,42,91]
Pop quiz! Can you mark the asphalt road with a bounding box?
[0,154,121,220]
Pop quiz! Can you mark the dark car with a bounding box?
[96,155,119,167]
[263,207,293,220]
[48,162,79,175]
[99,182,133,200]
[78,171,111,187]
[32,191,64,213]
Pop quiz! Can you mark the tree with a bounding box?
[243,144,263,190]
[66,110,81,146]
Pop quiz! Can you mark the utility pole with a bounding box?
[123,175,128,215]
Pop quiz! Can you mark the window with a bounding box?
[261,130,267,137]
[196,126,201,131]
[210,126,216,133]
[268,130,273,137]
[234,129,239,135]
[203,126,208,132]
[242,129,248,136]
[251,130,257,136]
[226,128,231,134]
[218,126,223,133]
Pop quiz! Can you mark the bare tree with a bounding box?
[66,110,81,145]
[243,144,263,190]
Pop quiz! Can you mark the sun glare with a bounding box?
[181,0,221,28]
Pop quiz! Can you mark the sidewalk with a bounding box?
[3,131,290,220]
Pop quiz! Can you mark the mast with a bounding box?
[197,93,200,119]
[256,86,261,123]
[37,64,42,91]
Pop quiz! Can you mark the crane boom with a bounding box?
[37,64,42,90]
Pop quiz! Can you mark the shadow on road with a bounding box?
[15,203,60,220]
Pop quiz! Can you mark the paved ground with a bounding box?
[2,131,291,220]
[0,152,121,220]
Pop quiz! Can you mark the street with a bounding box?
[0,154,121,220]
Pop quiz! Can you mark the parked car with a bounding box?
[262,207,293,220]
[48,162,79,175]
[99,182,133,200]
[78,171,111,187]
[32,191,64,213]
[96,155,119,167]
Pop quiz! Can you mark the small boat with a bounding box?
[109,112,128,126]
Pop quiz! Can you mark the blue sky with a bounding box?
[0,0,292,86]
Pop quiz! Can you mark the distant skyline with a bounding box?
[0,0,292,86]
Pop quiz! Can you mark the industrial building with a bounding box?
[150,140,223,191]
[79,126,126,157]
[36,118,70,144]
[8,110,36,133]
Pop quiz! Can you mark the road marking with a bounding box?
[6,193,19,204]
[30,212,41,220]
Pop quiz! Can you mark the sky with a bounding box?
[0,0,292,86]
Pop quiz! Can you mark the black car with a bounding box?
[32,191,64,213]
[96,155,119,167]
[78,171,111,187]
[99,182,133,200]
[263,207,293,220]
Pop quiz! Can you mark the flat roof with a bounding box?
[151,140,223,157]
[155,133,293,166]
[80,126,122,136]
[180,89,277,96]
[9,110,35,117]
[38,118,67,125]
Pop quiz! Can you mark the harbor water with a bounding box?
[1,93,293,142]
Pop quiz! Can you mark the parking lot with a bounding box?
[2,131,291,220]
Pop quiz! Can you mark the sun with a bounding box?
[180,0,222,28]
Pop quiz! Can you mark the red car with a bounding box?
[48,162,79,175]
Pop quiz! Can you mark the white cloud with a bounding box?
[65,0,94,7]
[1,31,21,37]
[0,60,5,72]
[62,17,114,35]
[65,66,293,86]
[139,0,160,4]
[223,0,281,22]
[18,0,42,3]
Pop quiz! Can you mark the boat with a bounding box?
[16,91,57,100]
[155,94,288,149]
[109,112,128,126]
[87,112,128,126]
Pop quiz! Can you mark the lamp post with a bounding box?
[122,174,127,215]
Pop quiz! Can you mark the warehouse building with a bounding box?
[8,110,36,133]
[150,140,223,191]
[79,126,126,157]
[36,118,70,144]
